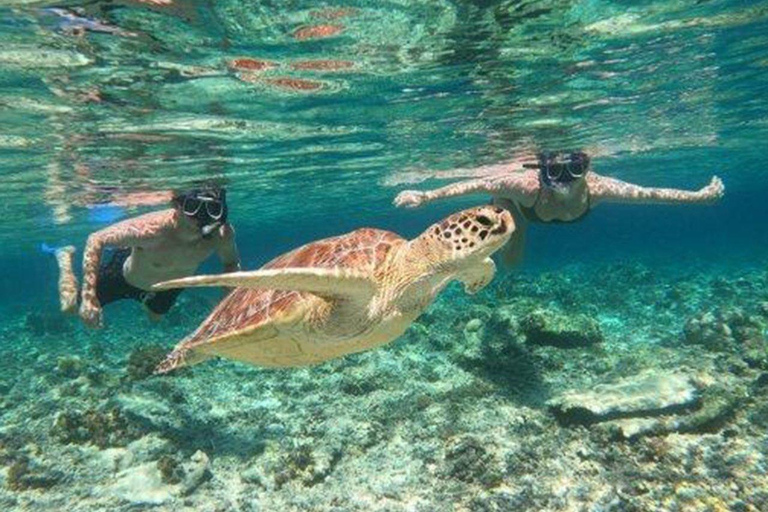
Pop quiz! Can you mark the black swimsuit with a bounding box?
[517,188,591,224]
[97,248,182,315]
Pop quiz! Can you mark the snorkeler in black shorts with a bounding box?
[47,187,240,328]
[96,248,183,315]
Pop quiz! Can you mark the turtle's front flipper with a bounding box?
[456,257,496,294]
[153,268,376,301]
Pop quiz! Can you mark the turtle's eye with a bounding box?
[476,215,493,227]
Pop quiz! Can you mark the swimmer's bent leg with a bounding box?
[491,198,527,268]
[54,246,79,314]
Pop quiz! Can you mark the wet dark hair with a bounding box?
[171,184,225,207]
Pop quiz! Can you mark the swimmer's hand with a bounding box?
[698,176,725,203]
[79,300,104,329]
[136,0,172,5]
[394,190,426,208]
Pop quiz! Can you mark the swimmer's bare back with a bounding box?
[80,209,239,328]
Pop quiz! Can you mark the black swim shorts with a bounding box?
[96,248,182,315]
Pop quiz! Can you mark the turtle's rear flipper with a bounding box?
[156,322,289,372]
[154,346,212,374]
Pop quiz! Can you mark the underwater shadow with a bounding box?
[455,338,550,408]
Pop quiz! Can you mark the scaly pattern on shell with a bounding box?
[182,228,404,348]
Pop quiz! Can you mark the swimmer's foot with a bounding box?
[60,295,78,315]
[40,243,76,256]
[55,245,76,257]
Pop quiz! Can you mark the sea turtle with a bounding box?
[151,205,514,373]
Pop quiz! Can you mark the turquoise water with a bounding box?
[1,1,768,510]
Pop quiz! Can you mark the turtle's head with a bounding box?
[394,206,513,303]
[415,205,514,275]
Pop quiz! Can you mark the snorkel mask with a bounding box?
[524,151,591,188]
[174,188,228,237]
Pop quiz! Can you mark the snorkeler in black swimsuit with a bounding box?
[394,149,724,265]
[517,151,592,224]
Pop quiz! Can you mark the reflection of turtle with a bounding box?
[152,206,514,373]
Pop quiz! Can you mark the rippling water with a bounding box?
[1,0,765,249]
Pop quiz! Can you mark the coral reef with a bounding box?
[125,345,168,381]
[2,263,768,510]
[51,407,143,448]
[684,307,768,371]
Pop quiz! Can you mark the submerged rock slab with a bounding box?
[109,463,175,506]
[106,450,211,505]
[598,381,745,439]
[548,371,699,426]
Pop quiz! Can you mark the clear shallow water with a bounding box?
[1,2,768,509]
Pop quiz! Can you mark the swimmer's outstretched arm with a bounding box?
[588,174,724,205]
[394,171,540,208]
[385,157,536,186]
[80,210,174,328]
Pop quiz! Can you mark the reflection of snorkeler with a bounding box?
[394,151,724,265]
[48,186,240,328]
[43,7,137,37]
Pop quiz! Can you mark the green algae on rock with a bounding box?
[521,309,603,348]
[443,435,502,487]
[51,407,143,448]
[55,355,84,379]
[126,345,170,381]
